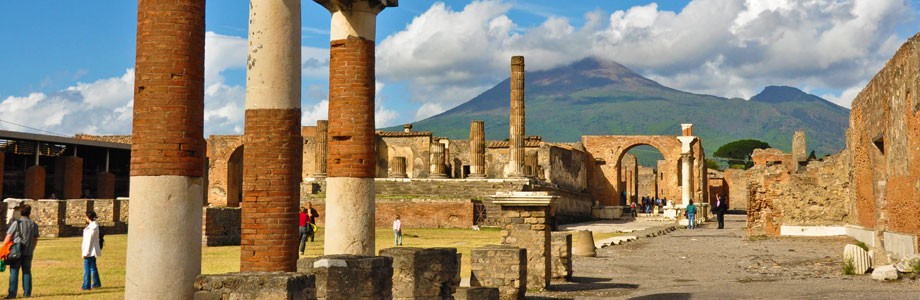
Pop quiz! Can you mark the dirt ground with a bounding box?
[531,215,920,299]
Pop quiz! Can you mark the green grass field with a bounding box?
[0,227,502,299]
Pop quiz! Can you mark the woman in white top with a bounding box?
[81,211,101,291]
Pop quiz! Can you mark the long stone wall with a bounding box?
[2,198,129,237]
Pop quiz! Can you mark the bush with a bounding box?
[911,258,920,274]
[843,258,856,275]
[856,241,869,251]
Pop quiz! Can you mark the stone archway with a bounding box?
[205,135,244,207]
[226,146,244,207]
[582,135,706,206]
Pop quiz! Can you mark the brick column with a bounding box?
[469,121,486,178]
[242,0,303,272]
[429,142,447,178]
[507,56,526,178]
[389,156,407,178]
[126,0,206,298]
[60,156,83,199]
[24,166,45,199]
[314,120,328,177]
[316,0,396,256]
[96,172,116,199]
[493,192,556,291]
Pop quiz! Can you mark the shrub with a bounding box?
[911,258,920,274]
[843,258,856,275]
[856,242,869,251]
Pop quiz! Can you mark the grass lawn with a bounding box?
[1,227,501,299]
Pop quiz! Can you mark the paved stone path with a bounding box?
[532,215,920,299]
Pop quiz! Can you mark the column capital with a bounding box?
[676,136,697,154]
[315,0,397,14]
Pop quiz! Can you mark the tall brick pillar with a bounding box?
[60,156,83,199]
[24,166,46,200]
[96,172,116,199]
[126,0,206,298]
[242,0,303,272]
[493,192,556,291]
[316,0,396,256]
[314,120,328,177]
[469,120,486,178]
[507,56,526,178]
[430,142,447,178]
[389,156,407,178]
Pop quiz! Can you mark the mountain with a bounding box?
[384,57,850,166]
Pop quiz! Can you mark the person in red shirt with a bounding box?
[298,207,310,255]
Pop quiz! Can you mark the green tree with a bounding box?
[705,158,721,170]
[713,139,771,168]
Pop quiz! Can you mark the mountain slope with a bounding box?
[385,58,850,165]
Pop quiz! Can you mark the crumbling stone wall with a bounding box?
[205,135,243,207]
[376,132,432,178]
[73,134,132,144]
[637,166,657,199]
[545,145,589,192]
[847,33,920,254]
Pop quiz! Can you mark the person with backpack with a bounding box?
[4,204,40,298]
[81,211,102,291]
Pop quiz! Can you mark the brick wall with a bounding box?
[470,245,526,300]
[242,109,302,272]
[132,0,205,177]
[328,36,376,178]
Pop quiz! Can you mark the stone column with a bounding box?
[429,142,447,178]
[60,156,83,199]
[792,130,806,164]
[24,166,45,199]
[469,120,486,178]
[316,0,396,256]
[126,0,206,298]
[389,156,407,178]
[493,192,556,291]
[680,153,693,206]
[314,120,328,177]
[242,0,303,272]
[507,56,525,178]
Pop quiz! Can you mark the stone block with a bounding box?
[470,245,526,300]
[550,232,572,281]
[871,265,899,281]
[379,247,460,300]
[843,244,873,274]
[298,255,393,300]
[454,287,499,300]
[572,230,596,257]
[193,272,316,300]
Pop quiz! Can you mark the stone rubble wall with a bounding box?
[550,232,572,281]
[2,198,129,237]
[379,247,461,299]
[470,245,527,300]
[194,272,316,300]
[297,255,394,300]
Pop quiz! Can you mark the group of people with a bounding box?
[298,203,320,256]
[684,194,728,229]
[0,204,102,298]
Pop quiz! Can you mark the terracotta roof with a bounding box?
[376,131,433,137]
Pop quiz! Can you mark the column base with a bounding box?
[324,177,375,255]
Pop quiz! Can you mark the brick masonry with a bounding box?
[470,245,526,300]
[550,232,572,281]
[206,135,244,207]
[499,205,550,290]
[379,247,461,299]
[242,109,303,272]
[327,36,376,178]
[132,0,205,177]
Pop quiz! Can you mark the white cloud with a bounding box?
[377,0,912,115]
[301,100,329,127]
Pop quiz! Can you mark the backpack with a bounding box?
[98,226,105,249]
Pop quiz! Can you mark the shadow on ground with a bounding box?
[628,292,692,300]
[547,276,640,292]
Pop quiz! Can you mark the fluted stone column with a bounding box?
[126,0,206,298]
[314,120,328,177]
[677,136,697,208]
[390,156,407,178]
[317,0,397,256]
[430,143,447,178]
[507,56,526,178]
[469,121,486,178]
[242,0,303,272]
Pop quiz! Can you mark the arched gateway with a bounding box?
[582,131,706,207]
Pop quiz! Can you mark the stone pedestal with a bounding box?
[429,143,447,178]
[194,272,316,300]
[470,245,526,300]
[572,230,596,257]
[550,232,572,281]
[389,156,408,178]
[24,166,46,200]
[492,191,556,291]
[297,255,393,300]
[469,121,486,178]
[379,247,460,299]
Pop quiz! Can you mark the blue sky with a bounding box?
[1,0,918,136]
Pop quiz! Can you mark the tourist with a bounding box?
[630,201,638,218]
[393,215,403,246]
[713,195,728,229]
[81,211,102,291]
[298,207,311,255]
[305,202,320,242]
[5,204,39,298]
[662,197,668,207]
[655,197,662,212]
[685,200,697,229]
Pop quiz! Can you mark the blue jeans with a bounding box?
[8,255,33,297]
[688,213,696,229]
[394,230,402,246]
[82,256,101,290]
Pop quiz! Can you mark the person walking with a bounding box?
[393,215,403,246]
[713,195,728,229]
[298,207,311,255]
[5,204,39,299]
[81,211,102,291]
[305,202,320,242]
[685,200,697,229]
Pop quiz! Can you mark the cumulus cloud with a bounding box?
[301,100,329,127]
[377,0,912,118]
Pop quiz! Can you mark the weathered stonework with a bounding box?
[202,207,241,246]
[206,135,244,207]
[550,232,572,281]
[296,255,394,300]
[194,272,316,300]
[379,247,461,300]
[470,245,526,300]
